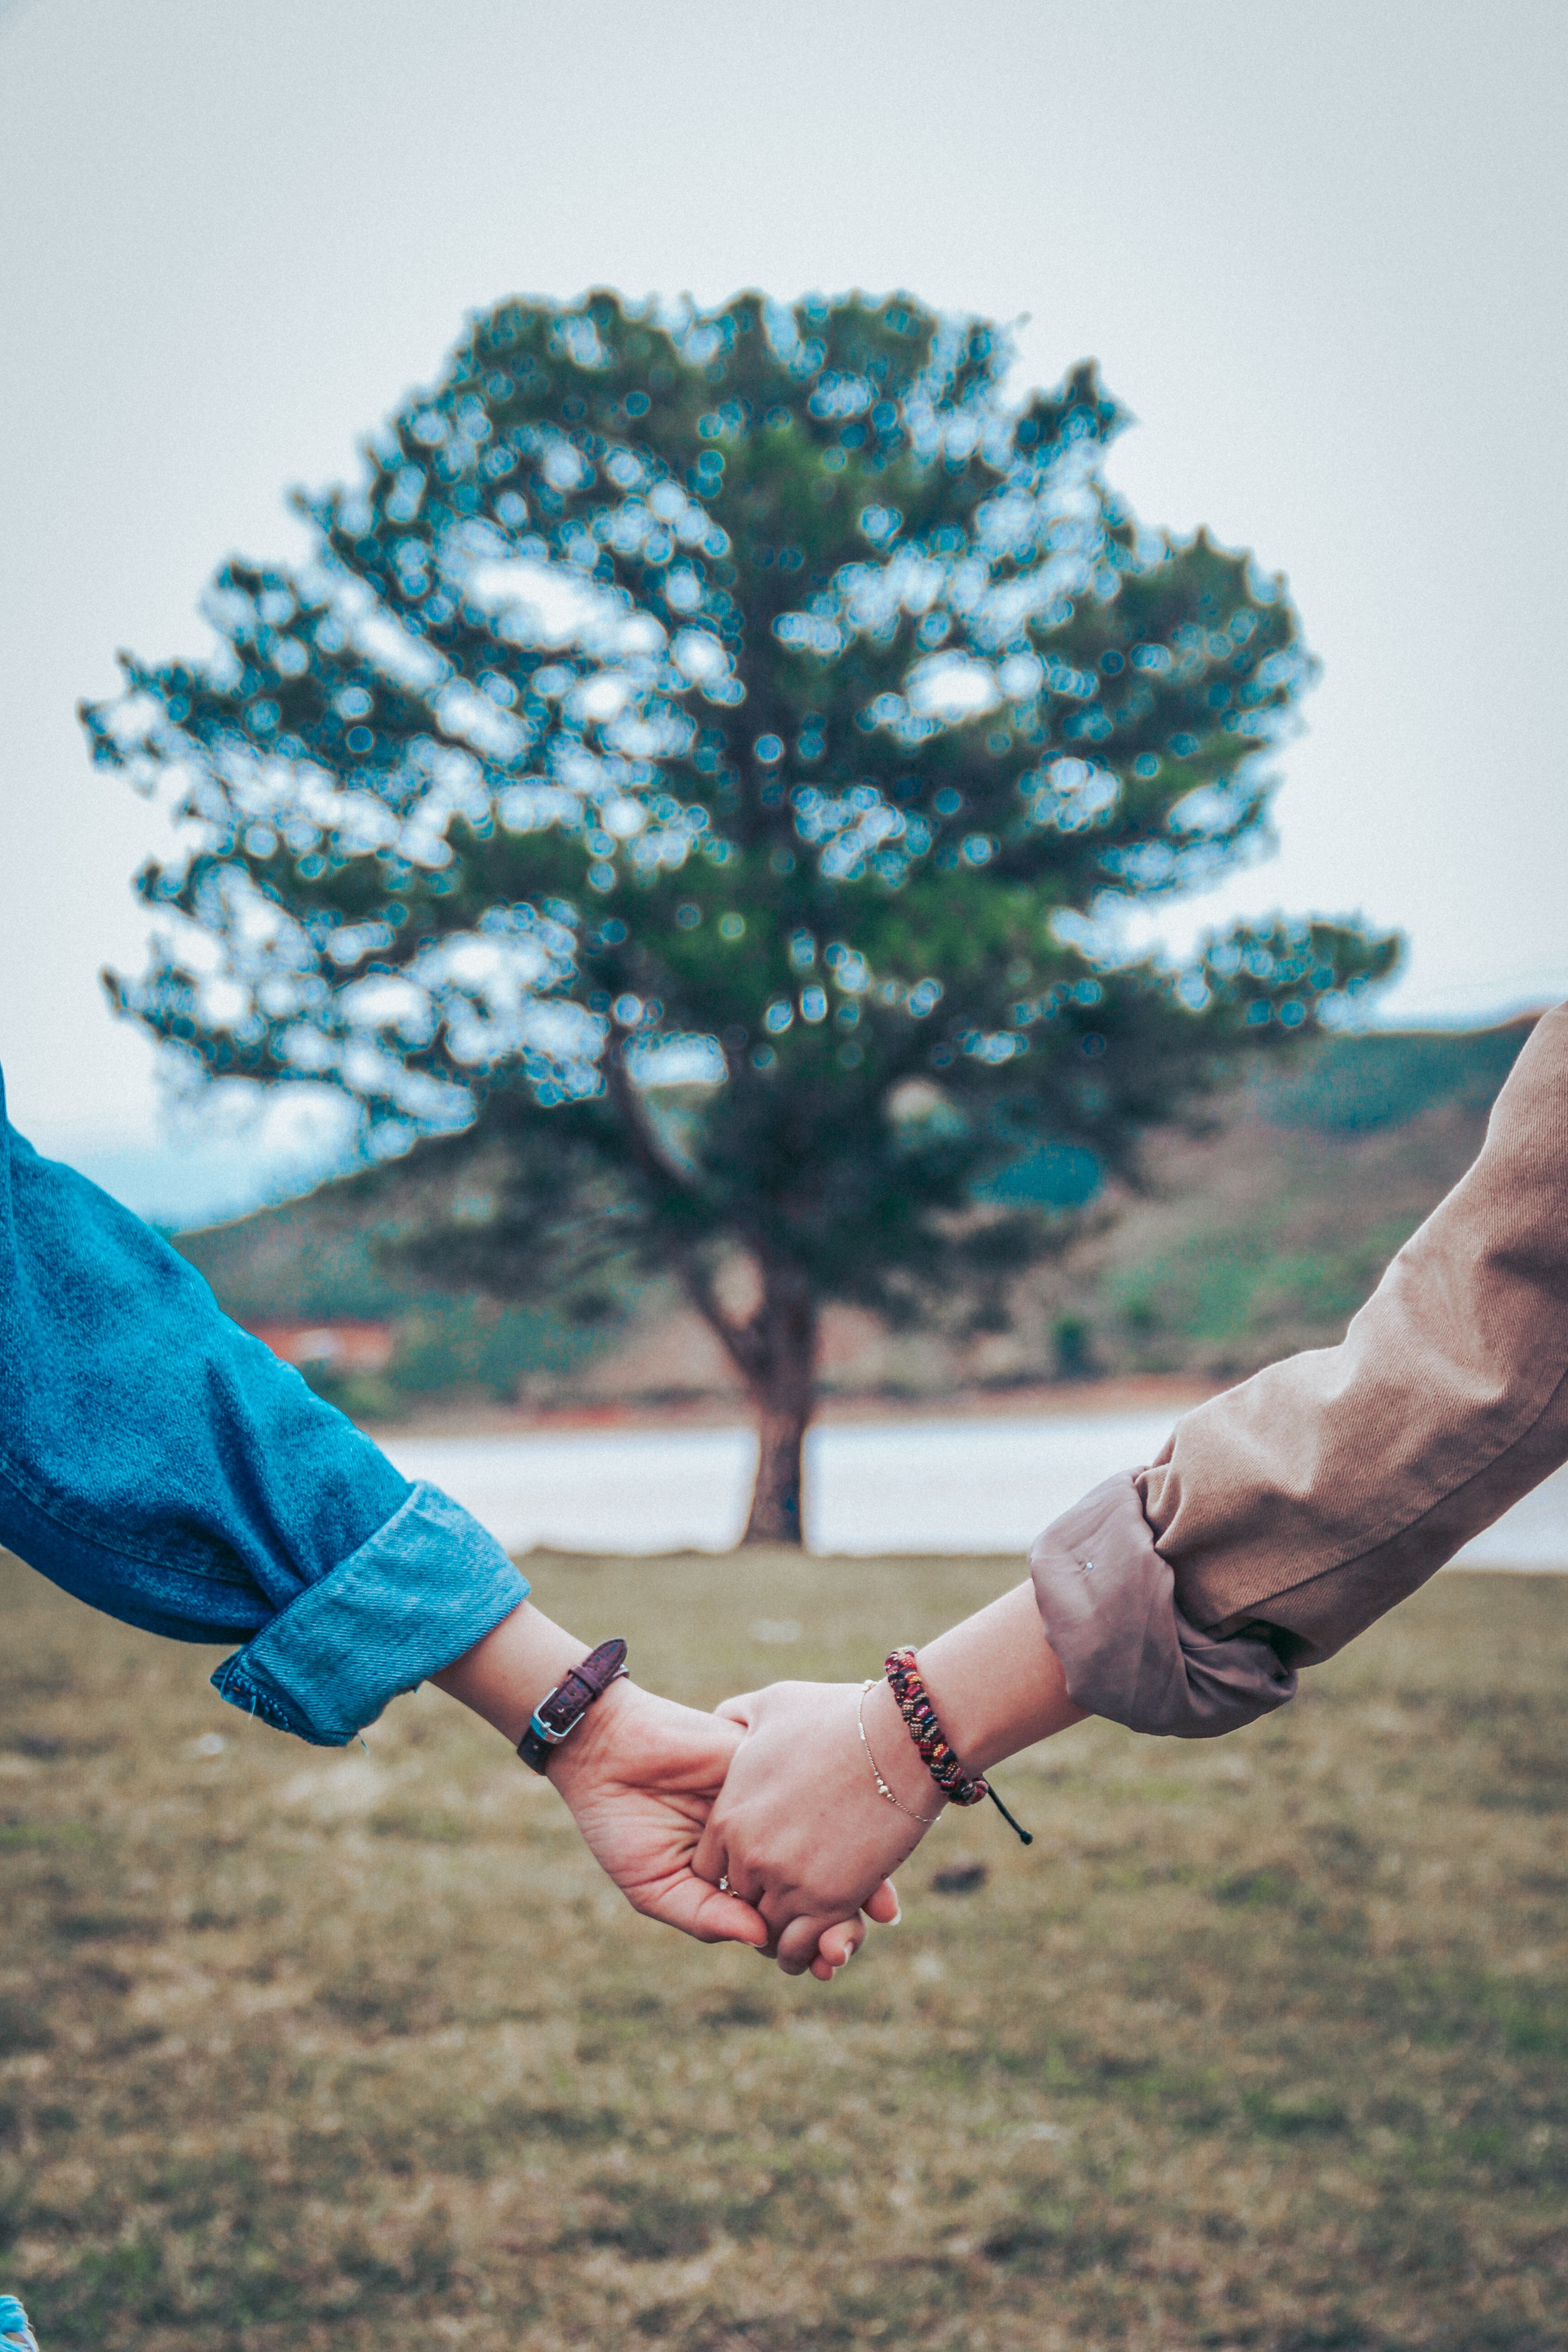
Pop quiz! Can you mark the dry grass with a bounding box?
[2,1546,1565,2351]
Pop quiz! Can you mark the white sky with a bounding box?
[2,0,1564,1215]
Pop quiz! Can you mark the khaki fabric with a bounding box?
[1030,1472,1299,1737]
[1030,1003,1568,1734]
[1139,1000,1568,1665]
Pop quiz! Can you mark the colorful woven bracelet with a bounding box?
[885,1646,989,1806]
[884,1647,1034,1846]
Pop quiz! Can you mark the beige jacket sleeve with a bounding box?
[1030,1001,1568,1735]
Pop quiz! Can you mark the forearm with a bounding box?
[913,1581,1086,1774]
[1024,1006,1568,1740]
[431,1598,589,1744]
[826,1583,1085,1841]
[0,1083,410,1627]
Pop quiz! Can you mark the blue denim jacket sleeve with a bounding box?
[0,1071,528,1745]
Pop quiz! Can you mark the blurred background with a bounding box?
[3,0,1566,1217]
[4,0,1567,1478]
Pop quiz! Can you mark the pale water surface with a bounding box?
[382,1411,1568,1567]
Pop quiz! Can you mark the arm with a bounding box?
[706,1003,1568,1950]
[1035,1000,1568,1731]
[0,1071,523,1745]
[0,1075,834,1961]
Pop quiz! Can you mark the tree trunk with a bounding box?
[737,1263,817,1548]
[669,1232,818,1547]
[744,1395,811,1546]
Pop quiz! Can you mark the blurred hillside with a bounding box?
[1043,1016,1534,1386]
[174,1019,1536,1420]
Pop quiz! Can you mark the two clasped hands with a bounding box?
[433,1570,1086,1980]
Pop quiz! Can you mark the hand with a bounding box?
[431,1600,888,1978]
[549,1679,879,1976]
[694,1677,935,1974]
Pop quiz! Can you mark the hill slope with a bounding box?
[1054,1018,1532,1385]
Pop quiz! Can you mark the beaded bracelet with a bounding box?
[885,1647,988,1804]
[884,1647,1034,1846]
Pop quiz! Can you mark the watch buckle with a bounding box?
[529,1700,586,1748]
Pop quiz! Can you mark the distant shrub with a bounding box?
[1053,1313,1093,1380]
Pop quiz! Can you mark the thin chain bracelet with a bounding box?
[857,1680,944,1827]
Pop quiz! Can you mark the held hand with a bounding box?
[694,1678,939,1974]
[431,1600,890,1975]
[547,1681,776,1948]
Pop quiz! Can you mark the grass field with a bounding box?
[2,1545,1565,2352]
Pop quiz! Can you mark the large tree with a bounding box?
[87,290,1396,1542]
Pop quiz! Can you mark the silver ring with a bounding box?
[718,1874,730,1894]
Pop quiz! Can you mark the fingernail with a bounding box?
[888,1895,902,1926]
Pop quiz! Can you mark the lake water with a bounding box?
[382,1410,1568,1567]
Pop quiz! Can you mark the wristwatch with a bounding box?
[516,1637,629,1774]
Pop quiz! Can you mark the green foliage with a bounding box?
[1051,1313,1094,1380]
[85,289,1396,1403]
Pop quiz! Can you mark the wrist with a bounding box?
[430,1600,592,1748]
[862,1673,947,1821]
[913,1581,1086,1775]
[544,1672,639,1800]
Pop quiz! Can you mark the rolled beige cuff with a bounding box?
[1140,1004,1568,1650]
[1029,1472,1298,1737]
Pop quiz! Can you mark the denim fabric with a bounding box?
[0,1068,528,1744]
[211,1480,527,1744]
[0,2294,39,2351]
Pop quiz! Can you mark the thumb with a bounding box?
[710,1890,772,1950]
[665,1877,772,1949]
[863,1878,901,1927]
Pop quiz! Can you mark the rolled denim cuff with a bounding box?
[1029,1472,1297,1738]
[209,1480,529,1747]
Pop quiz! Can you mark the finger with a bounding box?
[690,1816,729,1891]
[674,1831,779,1950]
[690,1818,720,1879]
[813,1914,867,1974]
[808,1918,866,1982]
[652,1876,773,1949]
[714,1691,760,1728]
[774,1913,843,1975]
[666,1711,746,1790]
[808,1933,862,1982]
[863,1878,901,1927]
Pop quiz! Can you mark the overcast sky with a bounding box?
[2,0,1564,1219]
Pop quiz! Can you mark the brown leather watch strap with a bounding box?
[516,1637,628,1774]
